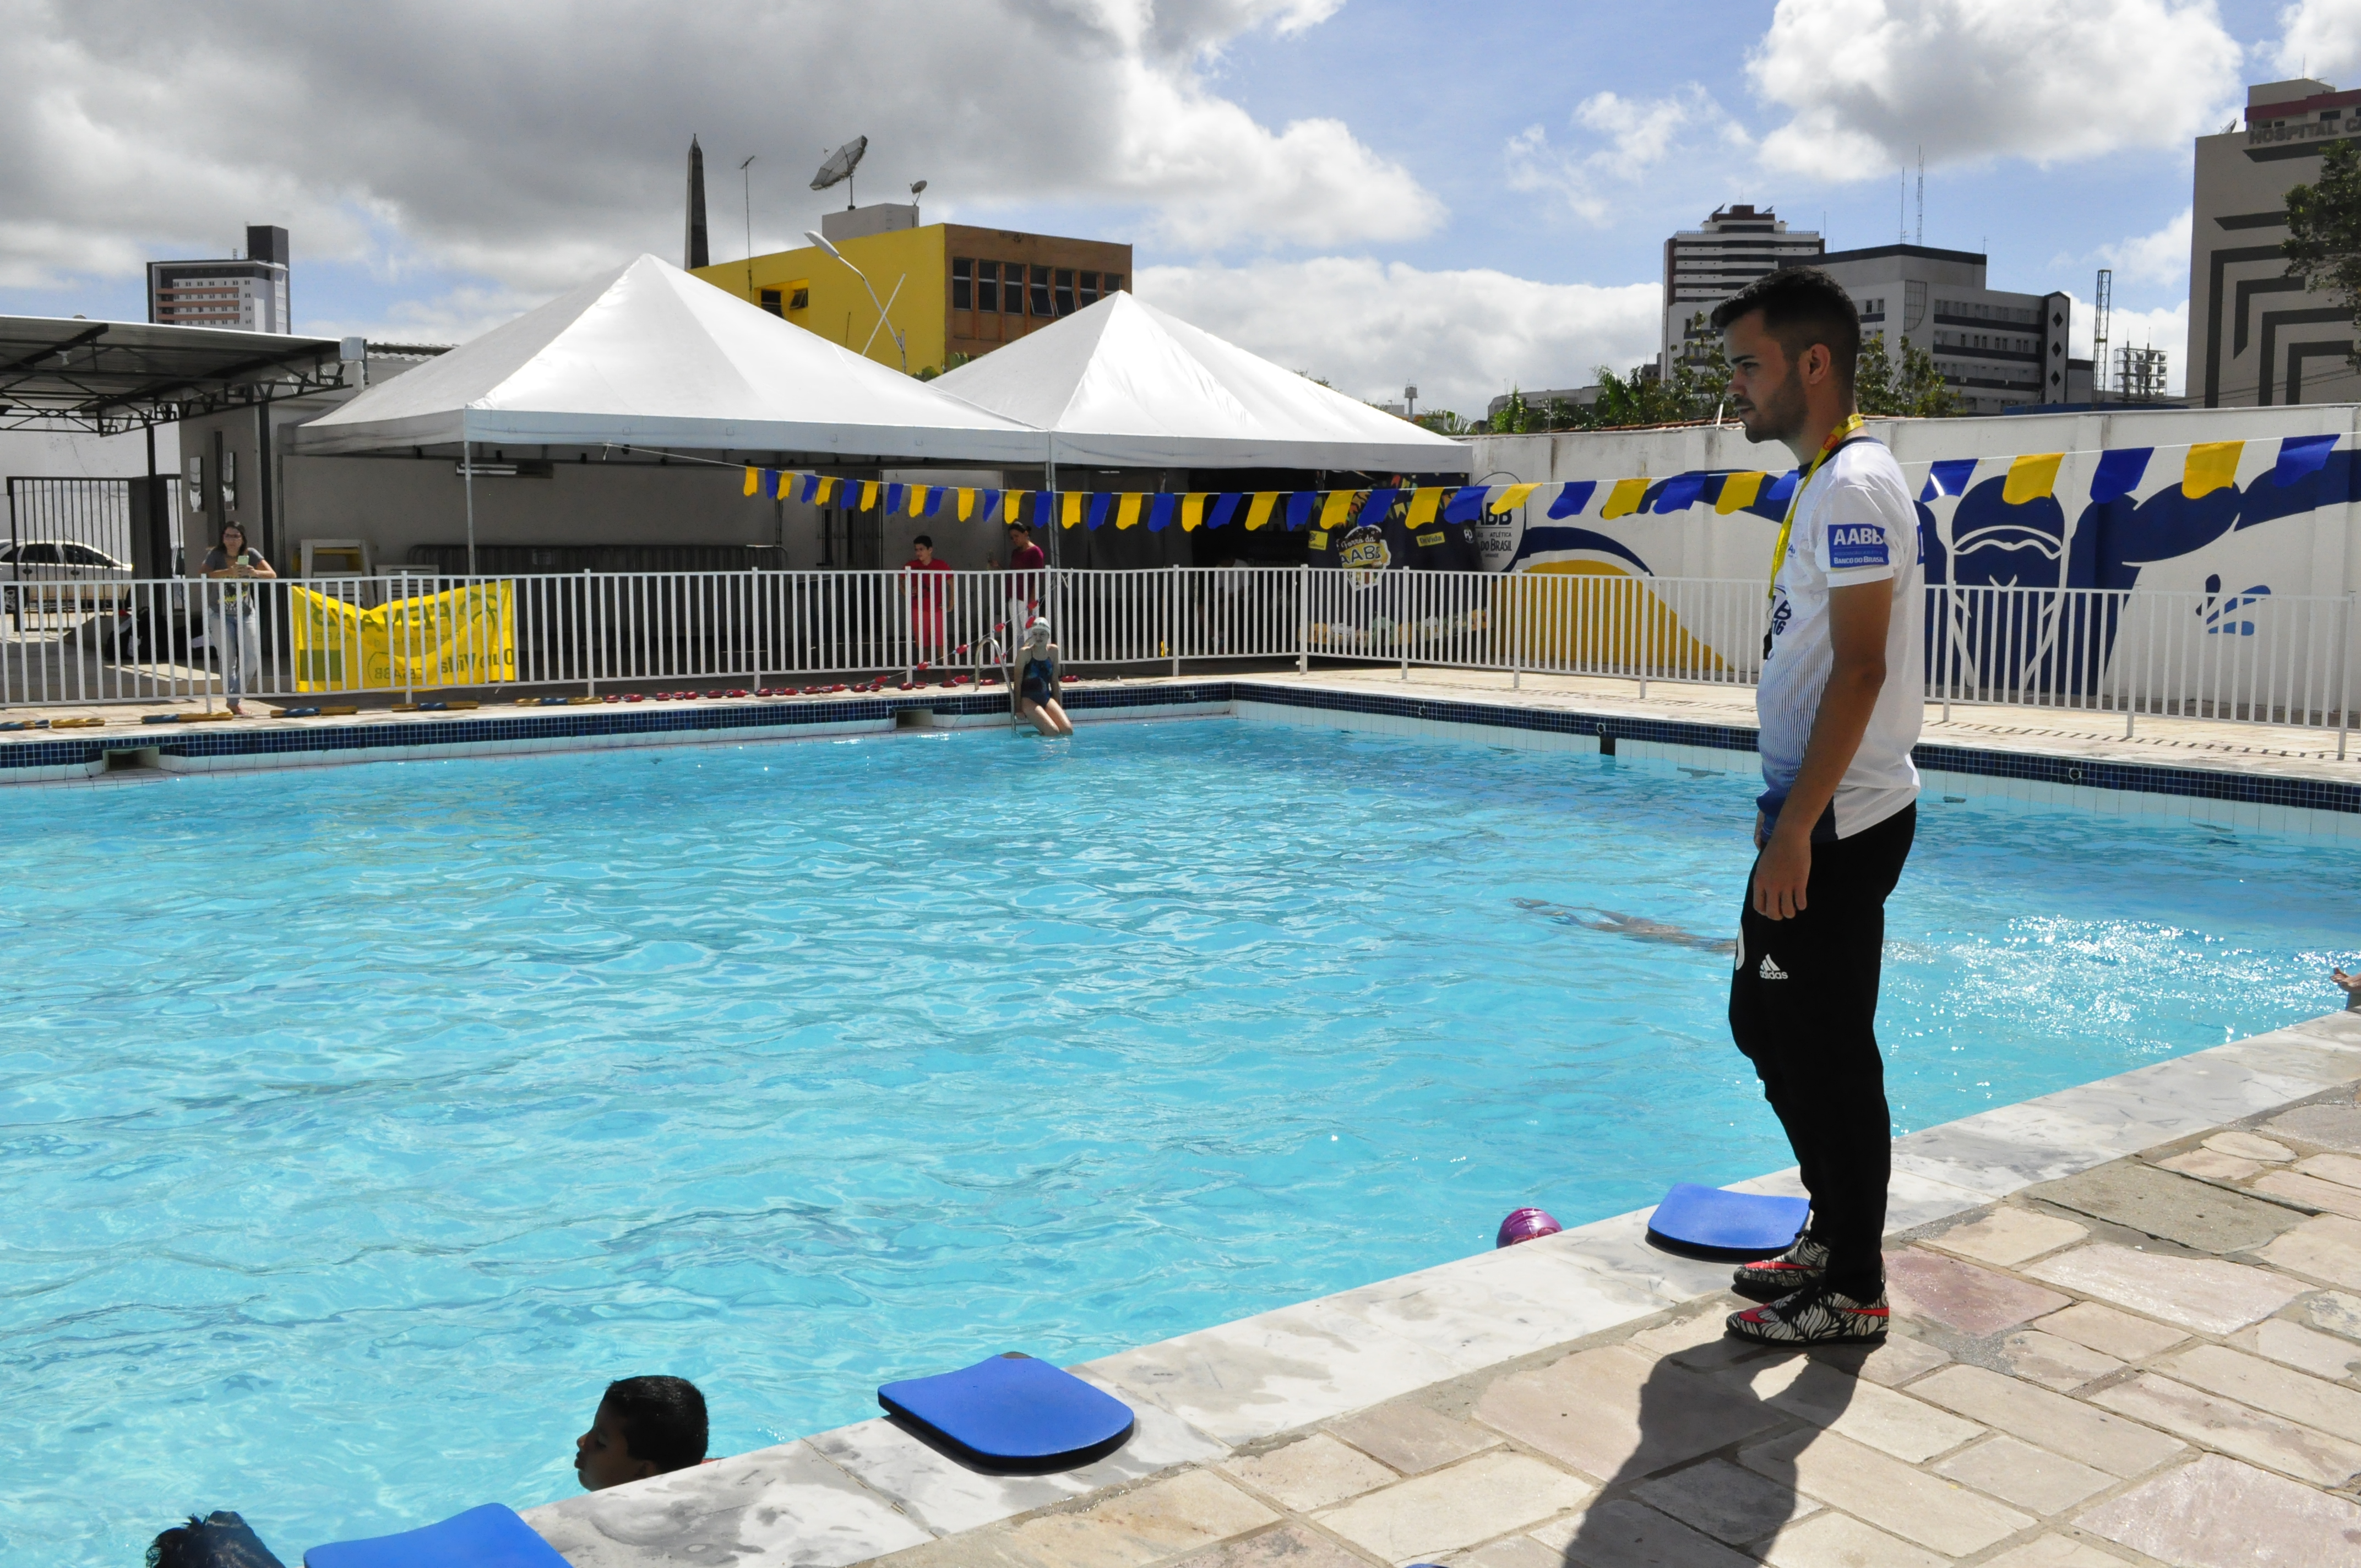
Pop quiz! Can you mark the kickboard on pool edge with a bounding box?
[304,1502,568,1568]
[1644,1183,1810,1261]
[879,1352,1135,1473]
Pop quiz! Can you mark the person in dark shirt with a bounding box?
[198,523,276,715]
[1011,618,1073,737]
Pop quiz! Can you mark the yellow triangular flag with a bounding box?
[1004,490,1026,523]
[907,483,929,517]
[1061,492,1083,529]
[1715,472,1766,514]
[743,466,759,497]
[1319,489,1354,529]
[956,488,975,521]
[1244,492,1279,531]
[2002,453,2064,505]
[1600,477,1647,519]
[2183,440,2244,499]
[1180,493,1207,532]
[858,480,879,513]
[1116,493,1143,530]
[1406,487,1443,527]
[814,475,836,505]
[1497,482,1541,511]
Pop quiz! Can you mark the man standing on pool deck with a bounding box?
[1713,266,1923,1347]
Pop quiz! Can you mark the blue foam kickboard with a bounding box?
[1645,1183,1811,1260]
[880,1352,1135,1471]
[305,1503,569,1568]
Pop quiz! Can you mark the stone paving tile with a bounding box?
[1473,1344,1783,1483]
[2206,1130,2297,1162]
[1992,1327,2125,1391]
[1455,1534,1563,1568]
[1629,1457,1819,1547]
[1922,1206,2088,1268]
[1732,1355,1985,1461]
[2256,1168,2361,1219]
[1885,1246,2072,1336]
[1804,1332,1952,1389]
[2027,1161,2305,1252]
[2158,1342,2361,1441]
[1323,1238,1673,1376]
[1908,1363,2189,1478]
[2264,1102,2361,1153]
[1164,1524,1373,1568]
[1757,1512,1947,1568]
[2091,1373,2361,1488]
[1527,1498,1752,1568]
[2235,1317,2361,1380]
[807,1419,1086,1536]
[2077,1452,2361,1566]
[2157,1147,2264,1182]
[2259,1214,2361,1291]
[873,1470,1280,1568]
[2292,1151,2361,1189]
[2029,1300,2190,1361]
[2026,1242,2306,1333]
[1217,1434,1395,1515]
[1932,1433,2115,1514]
[1318,1401,1496,1477]
[1738,1427,2031,1556]
[2299,1289,2361,1340]
[1311,1451,1590,1562]
[1982,1536,2152,1568]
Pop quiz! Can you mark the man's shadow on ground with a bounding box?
[1538,1329,1868,1566]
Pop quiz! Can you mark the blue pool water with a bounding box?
[6,717,2357,1564]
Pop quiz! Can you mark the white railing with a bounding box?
[1,569,2352,754]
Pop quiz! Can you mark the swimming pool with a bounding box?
[7,716,2354,1563]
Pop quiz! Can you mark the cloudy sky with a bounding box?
[4,0,2355,413]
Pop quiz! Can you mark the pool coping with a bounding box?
[518,1006,2361,1564]
[4,678,2356,832]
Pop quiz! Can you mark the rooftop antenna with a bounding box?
[1914,146,1923,245]
[909,178,927,220]
[2093,268,2112,405]
[810,135,867,211]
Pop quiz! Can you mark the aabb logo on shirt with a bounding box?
[1827,523,1890,571]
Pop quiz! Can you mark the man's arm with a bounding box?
[1752,579,1891,920]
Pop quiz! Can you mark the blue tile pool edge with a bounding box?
[3,680,2355,821]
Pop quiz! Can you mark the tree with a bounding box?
[1489,388,1532,433]
[1854,330,1962,418]
[2284,138,2361,373]
[1413,408,1470,435]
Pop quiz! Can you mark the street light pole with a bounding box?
[804,228,907,373]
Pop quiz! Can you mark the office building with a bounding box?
[146,226,292,333]
[1662,205,1824,373]
[2188,76,2361,407]
[1814,244,2086,414]
[693,210,1131,377]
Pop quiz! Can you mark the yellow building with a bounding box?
[693,220,1132,378]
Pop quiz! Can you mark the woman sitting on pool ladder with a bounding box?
[1011,618,1074,737]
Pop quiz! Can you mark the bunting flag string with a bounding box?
[738,431,2346,534]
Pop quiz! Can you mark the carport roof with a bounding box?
[0,315,350,435]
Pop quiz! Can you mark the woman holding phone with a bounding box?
[200,522,275,715]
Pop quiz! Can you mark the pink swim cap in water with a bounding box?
[1496,1207,1563,1248]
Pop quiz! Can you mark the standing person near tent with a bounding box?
[1010,619,1073,737]
[904,535,953,663]
[1711,266,1923,1348]
[199,522,276,716]
[1003,520,1047,646]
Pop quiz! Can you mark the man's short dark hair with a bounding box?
[912,533,933,549]
[602,1376,708,1473]
[1710,266,1861,390]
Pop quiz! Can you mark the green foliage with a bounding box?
[2284,138,2361,373]
[1854,331,1963,418]
[1489,388,1532,433]
[911,351,975,383]
[1412,408,1469,434]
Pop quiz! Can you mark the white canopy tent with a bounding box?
[289,254,1045,464]
[932,291,1470,475]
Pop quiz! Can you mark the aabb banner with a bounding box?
[292,582,516,692]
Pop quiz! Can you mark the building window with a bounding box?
[1103,273,1122,295]
[952,258,972,311]
[759,288,783,316]
[1054,269,1075,315]
[1078,271,1098,307]
[977,260,999,314]
[1030,265,1052,317]
[789,286,808,311]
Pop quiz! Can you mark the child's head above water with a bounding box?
[575,1375,708,1491]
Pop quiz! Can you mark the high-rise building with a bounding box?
[1661,205,1824,373]
[1815,244,2086,414]
[2186,76,2361,407]
[146,226,292,333]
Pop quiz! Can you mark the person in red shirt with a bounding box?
[904,534,954,662]
[1003,520,1048,651]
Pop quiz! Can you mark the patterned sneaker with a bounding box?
[1731,1234,1829,1303]
[1726,1281,1890,1346]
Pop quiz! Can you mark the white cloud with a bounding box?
[2099,208,2193,287]
[2275,0,2361,81]
[1137,257,1661,414]
[1507,85,1748,220]
[1750,0,2243,179]
[0,0,1438,296]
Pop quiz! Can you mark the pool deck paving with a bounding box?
[521,1008,2361,1568]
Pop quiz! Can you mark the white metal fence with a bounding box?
[1,568,2352,752]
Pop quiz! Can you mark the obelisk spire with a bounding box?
[684,135,710,270]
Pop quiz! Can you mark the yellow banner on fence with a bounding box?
[291,582,518,693]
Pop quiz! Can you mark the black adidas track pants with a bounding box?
[1729,802,1916,1299]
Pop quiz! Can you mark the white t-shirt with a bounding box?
[1756,438,1924,840]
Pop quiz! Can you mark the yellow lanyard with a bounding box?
[1766,412,1865,598]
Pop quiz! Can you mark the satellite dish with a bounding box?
[909,179,927,198]
[810,136,867,192]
